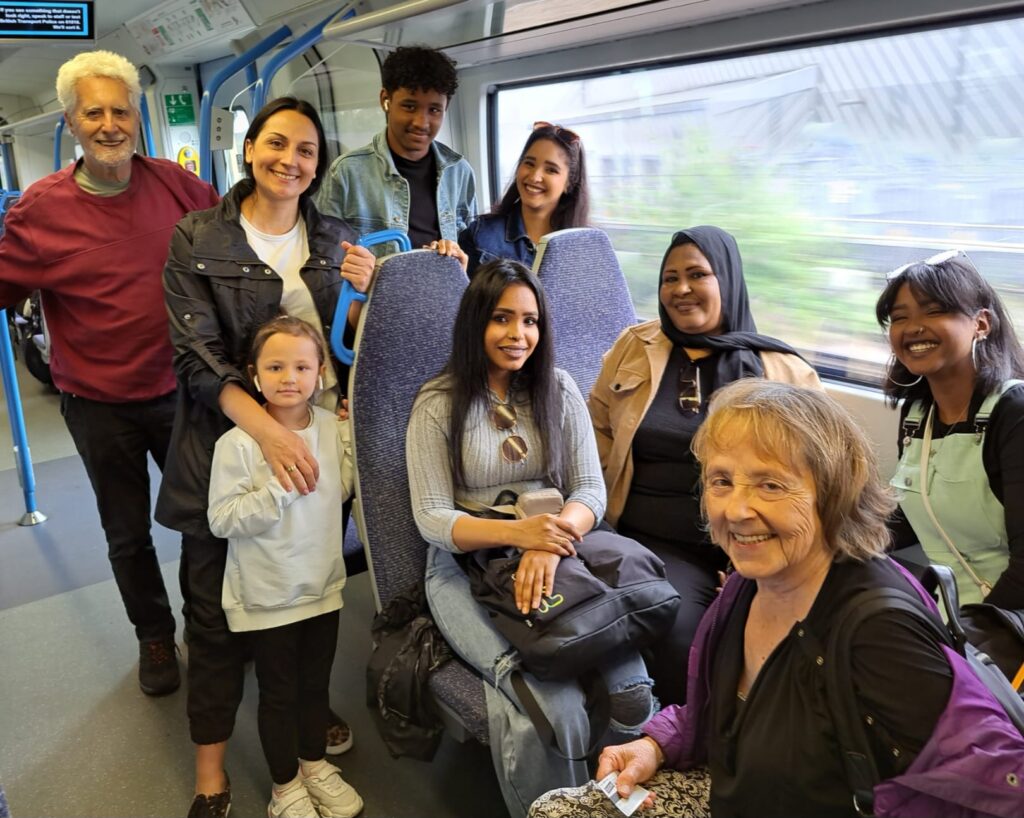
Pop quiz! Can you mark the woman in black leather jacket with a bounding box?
[155,97,375,818]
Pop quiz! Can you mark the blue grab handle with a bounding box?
[330,230,412,364]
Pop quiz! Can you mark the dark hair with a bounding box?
[243,96,329,204]
[248,314,327,391]
[493,126,590,230]
[875,255,1024,407]
[442,259,562,488]
[381,46,458,98]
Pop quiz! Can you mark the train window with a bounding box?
[271,43,386,165]
[494,15,1024,385]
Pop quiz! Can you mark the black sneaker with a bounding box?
[139,636,181,696]
[187,777,231,818]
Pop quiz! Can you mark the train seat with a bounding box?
[347,249,489,744]
[533,227,638,399]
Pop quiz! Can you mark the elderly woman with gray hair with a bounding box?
[530,380,1024,818]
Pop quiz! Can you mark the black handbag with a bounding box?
[464,528,681,682]
[961,603,1024,686]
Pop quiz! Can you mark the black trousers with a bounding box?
[60,391,177,642]
[181,529,248,745]
[250,610,340,784]
[631,537,720,707]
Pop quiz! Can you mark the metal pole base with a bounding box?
[18,510,47,526]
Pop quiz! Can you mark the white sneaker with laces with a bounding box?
[267,780,318,818]
[301,762,363,818]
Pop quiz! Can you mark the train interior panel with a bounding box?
[1,0,1022,815]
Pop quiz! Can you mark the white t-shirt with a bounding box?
[240,213,340,408]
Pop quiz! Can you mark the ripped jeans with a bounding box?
[426,547,653,818]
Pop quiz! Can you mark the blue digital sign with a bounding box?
[0,1,94,42]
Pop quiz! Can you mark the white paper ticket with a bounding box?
[596,772,650,817]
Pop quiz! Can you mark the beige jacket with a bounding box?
[588,319,822,526]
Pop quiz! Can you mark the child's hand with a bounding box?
[336,397,349,421]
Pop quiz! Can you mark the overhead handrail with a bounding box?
[198,23,293,183]
[331,230,411,364]
[0,308,46,525]
[322,0,465,40]
[252,5,355,111]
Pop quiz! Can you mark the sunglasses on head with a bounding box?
[678,360,702,415]
[886,249,968,281]
[491,401,529,464]
[532,121,580,144]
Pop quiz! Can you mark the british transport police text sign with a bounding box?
[0,1,95,43]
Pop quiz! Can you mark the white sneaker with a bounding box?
[301,762,363,818]
[268,780,318,818]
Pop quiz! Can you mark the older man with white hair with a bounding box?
[0,50,218,695]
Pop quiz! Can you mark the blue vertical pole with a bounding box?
[53,118,65,172]
[0,309,46,525]
[0,139,17,190]
[245,63,259,111]
[139,94,157,157]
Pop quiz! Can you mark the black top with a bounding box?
[888,383,1024,608]
[617,345,726,571]
[708,558,953,818]
[391,148,439,248]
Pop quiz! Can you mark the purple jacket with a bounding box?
[643,560,1024,818]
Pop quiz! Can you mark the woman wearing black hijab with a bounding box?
[589,226,821,705]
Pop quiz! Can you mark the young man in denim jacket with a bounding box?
[316,46,477,255]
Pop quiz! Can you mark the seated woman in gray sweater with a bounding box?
[406,259,654,818]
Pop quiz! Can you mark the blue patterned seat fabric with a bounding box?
[349,250,489,743]
[533,227,638,399]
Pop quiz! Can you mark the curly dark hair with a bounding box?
[381,46,458,98]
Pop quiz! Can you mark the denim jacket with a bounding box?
[316,130,477,255]
[458,209,536,277]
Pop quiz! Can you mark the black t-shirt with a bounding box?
[617,346,726,571]
[888,383,1024,608]
[391,148,439,248]
[708,558,953,818]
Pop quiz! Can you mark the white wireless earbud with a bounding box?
[253,375,261,393]
[383,99,390,112]
[318,375,325,391]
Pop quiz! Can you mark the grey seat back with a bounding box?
[533,227,637,398]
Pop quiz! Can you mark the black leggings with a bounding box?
[250,610,340,784]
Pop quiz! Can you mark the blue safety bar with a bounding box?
[198,24,293,184]
[331,230,411,364]
[53,118,65,172]
[139,94,157,157]
[252,5,355,111]
[0,308,45,524]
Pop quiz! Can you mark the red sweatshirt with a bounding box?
[0,155,219,401]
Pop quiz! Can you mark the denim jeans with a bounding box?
[426,547,652,818]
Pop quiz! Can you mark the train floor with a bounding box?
[0,358,506,818]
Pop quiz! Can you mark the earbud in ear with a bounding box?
[318,375,325,391]
[384,99,390,112]
[253,375,261,393]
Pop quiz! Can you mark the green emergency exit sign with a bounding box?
[165,93,195,125]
